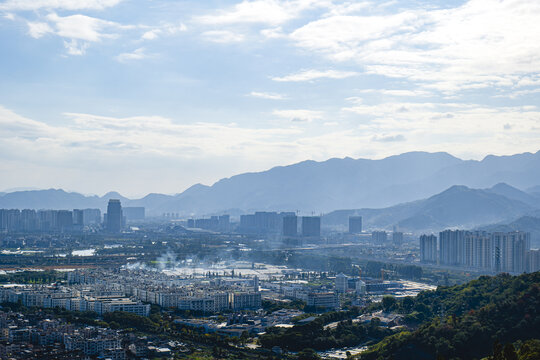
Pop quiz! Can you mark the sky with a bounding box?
[1,0,540,197]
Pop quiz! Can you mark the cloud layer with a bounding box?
[1,0,540,195]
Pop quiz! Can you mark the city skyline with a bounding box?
[1,0,540,196]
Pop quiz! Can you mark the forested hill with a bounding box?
[360,271,540,360]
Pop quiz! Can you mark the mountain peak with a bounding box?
[101,191,126,200]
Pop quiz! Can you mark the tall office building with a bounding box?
[105,199,123,233]
[371,231,387,245]
[301,216,320,237]
[282,215,298,237]
[419,234,437,263]
[348,216,362,234]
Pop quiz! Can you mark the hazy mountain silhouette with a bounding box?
[1,150,540,215]
[0,189,103,210]
[527,185,540,195]
[487,183,540,207]
[479,216,540,247]
[323,184,537,233]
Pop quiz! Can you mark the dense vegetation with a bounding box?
[259,309,393,352]
[262,299,306,313]
[0,270,65,284]
[360,272,540,360]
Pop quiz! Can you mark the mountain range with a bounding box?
[1,150,540,221]
[323,183,540,232]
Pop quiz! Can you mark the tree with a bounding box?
[503,343,518,360]
[401,296,414,313]
[382,295,397,312]
[297,348,320,360]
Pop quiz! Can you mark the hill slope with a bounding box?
[360,272,540,360]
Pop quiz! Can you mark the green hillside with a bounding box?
[359,272,540,360]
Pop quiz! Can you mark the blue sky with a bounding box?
[1,0,539,197]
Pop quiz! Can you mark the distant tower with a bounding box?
[349,216,362,233]
[106,199,123,233]
[253,276,259,292]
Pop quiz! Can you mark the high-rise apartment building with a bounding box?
[105,199,123,233]
[282,215,298,237]
[491,231,530,273]
[335,273,348,293]
[123,207,145,221]
[0,209,20,232]
[348,216,362,234]
[371,231,387,245]
[528,250,540,273]
[57,210,73,232]
[301,216,320,237]
[439,230,467,265]
[419,234,437,263]
[393,231,404,246]
[20,209,38,232]
[73,209,84,228]
[436,230,530,273]
[83,209,102,225]
[218,215,230,232]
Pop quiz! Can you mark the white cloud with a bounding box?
[0,0,123,11]
[201,30,244,43]
[288,0,540,92]
[248,91,286,100]
[115,48,148,62]
[141,29,161,40]
[24,13,135,55]
[357,89,431,97]
[272,69,358,82]
[1,103,540,195]
[0,107,303,162]
[141,23,187,41]
[195,0,328,26]
[260,26,285,39]
[324,1,371,16]
[273,109,323,122]
[63,39,89,55]
[372,134,406,142]
[27,22,53,38]
[46,13,122,42]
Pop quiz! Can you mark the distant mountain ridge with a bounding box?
[323,183,539,233]
[1,150,540,216]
